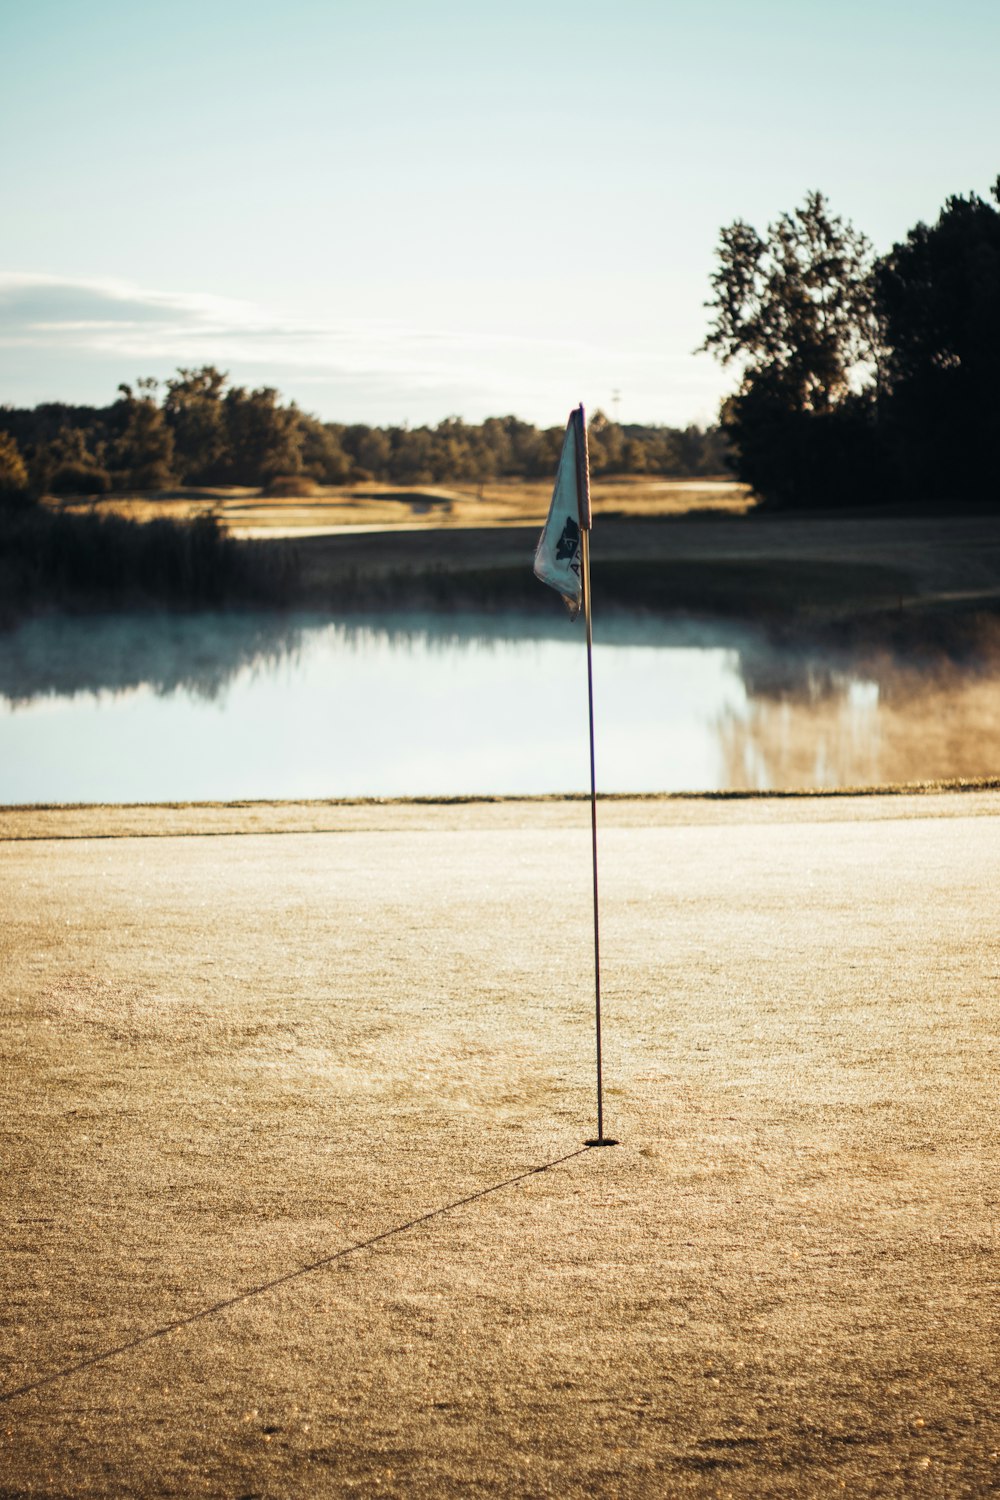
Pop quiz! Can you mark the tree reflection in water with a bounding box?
[718,619,1000,787]
[0,611,313,707]
[2,607,1000,794]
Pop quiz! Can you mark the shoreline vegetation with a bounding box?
[0,499,294,626]
[4,477,1000,635]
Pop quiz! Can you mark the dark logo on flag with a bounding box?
[556,515,580,562]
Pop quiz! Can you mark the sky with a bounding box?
[1,0,998,429]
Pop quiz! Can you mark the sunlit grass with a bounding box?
[45,475,753,536]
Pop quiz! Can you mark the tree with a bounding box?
[702,192,883,505]
[0,432,29,503]
[586,410,624,475]
[387,426,434,485]
[164,366,230,484]
[296,413,351,483]
[222,386,302,484]
[876,180,1000,501]
[479,417,514,474]
[113,380,175,490]
[702,191,880,414]
[340,424,391,479]
[429,418,478,483]
[47,425,112,495]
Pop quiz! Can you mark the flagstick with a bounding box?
[575,409,615,1148]
[580,524,607,1145]
[535,404,616,1148]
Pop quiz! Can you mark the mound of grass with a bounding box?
[262,474,319,498]
[50,462,112,496]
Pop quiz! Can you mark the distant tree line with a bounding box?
[0,372,729,502]
[702,177,1000,509]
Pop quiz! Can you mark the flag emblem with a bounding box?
[555,515,580,562]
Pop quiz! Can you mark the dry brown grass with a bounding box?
[46,476,753,538]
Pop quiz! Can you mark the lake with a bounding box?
[1,608,998,804]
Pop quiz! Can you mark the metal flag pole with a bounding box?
[575,407,615,1148]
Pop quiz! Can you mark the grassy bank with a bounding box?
[13,484,1000,628]
[337,555,914,618]
[289,503,1000,627]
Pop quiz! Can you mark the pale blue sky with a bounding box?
[2,0,997,426]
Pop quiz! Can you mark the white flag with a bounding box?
[534,407,589,618]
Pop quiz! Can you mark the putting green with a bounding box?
[2,795,997,1496]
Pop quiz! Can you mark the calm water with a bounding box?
[1,609,998,803]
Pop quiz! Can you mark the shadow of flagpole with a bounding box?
[1,1145,593,1406]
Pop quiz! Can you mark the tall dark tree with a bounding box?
[702,191,880,413]
[702,192,883,505]
[876,180,1000,502]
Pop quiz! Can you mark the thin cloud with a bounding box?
[0,272,556,366]
[0,274,255,337]
[0,273,727,426]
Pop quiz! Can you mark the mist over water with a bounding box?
[1,609,998,803]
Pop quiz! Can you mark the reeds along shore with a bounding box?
[0,502,294,624]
